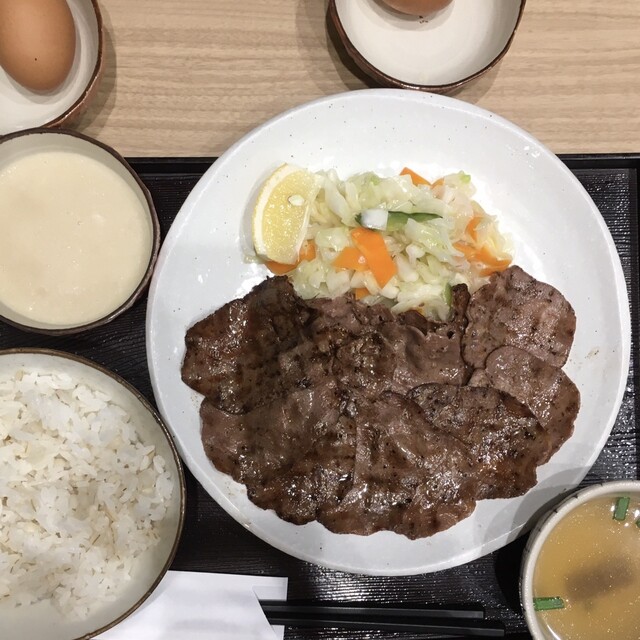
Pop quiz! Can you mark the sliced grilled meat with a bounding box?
[409,384,547,499]
[186,265,580,540]
[183,277,469,411]
[463,266,576,369]
[182,277,324,413]
[245,391,479,539]
[468,346,580,461]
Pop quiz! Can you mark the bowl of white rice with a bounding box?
[0,348,186,640]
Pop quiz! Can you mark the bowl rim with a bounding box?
[520,479,640,639]
[0,346,187,640]
[328,0,528,94]
[0,127,161,335]
[42,0,105,130]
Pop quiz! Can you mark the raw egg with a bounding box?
[380,0,454,16]
[0,0,76,92]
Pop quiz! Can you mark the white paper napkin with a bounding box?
[96,571,288,640]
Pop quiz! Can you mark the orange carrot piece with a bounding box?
[353,287,370,300]
[479,266,508,277]
[454,241,511,276]
[431,177,445,188]
[265,240,316,274]
[333,246,368,272]
[453,241,476,259]
[350,227,397,287]
[299,240,316,262]
[465,215,482,243]
[400,167,431,186]
[474,245,511,271]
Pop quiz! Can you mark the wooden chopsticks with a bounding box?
[260,601,506,637]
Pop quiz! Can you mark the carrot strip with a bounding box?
[474,246,511,273]
[350,228,397,287]
[454,241,511,276]
[400,167,431,186]
[478,264,511,276]
[465,215,482,243]
[333,246,368,272]
[353,287,370,300]
[266,240,316,274]
[453,242,476,259]
[299,240,316,262]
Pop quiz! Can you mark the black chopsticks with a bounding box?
[260,601,505,637]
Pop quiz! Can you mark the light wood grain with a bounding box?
[77,0,640,157]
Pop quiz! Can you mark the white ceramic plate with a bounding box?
[0,349,185,640]
[146,89,630,576]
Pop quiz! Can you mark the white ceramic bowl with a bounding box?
[521,480,640,639]
[329,0,526,92]
[0,0,104,135]
[0,128,160,334]
[0,348,186,640]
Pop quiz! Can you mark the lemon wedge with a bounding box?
[252,164,321,265]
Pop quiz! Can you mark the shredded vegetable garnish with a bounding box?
[613,496,631,521]
[260,166,513,320]
[533,597,566,611]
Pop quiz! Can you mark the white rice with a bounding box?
[0,369,174,619]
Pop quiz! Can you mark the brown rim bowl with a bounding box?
[329,0,527,94]
[0,347,186,640]
[0,128,160,335]
[0,0,105,136]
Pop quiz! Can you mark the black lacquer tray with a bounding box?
[1,155,638,639]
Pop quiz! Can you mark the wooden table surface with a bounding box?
[77,0,640,158]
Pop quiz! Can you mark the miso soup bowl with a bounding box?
[521,480,640,639]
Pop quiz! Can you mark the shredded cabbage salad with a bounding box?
[265,167,512,321]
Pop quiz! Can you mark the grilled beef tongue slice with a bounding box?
[320,391,478,538]
[409,383,547,499]
[462,265,576,369]
[219,389,479,539]
[183,277,471,412]
[200,379,341,487]
[182,277,324,413]
[305,294,394,351]
[468,345,580,462]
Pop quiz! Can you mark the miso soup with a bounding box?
[532,495,640,640]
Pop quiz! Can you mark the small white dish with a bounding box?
[146,88,630,576]
[0,348,186,640]
[521,480,640,640]
[329,0,526,92]
[0,0,104,135]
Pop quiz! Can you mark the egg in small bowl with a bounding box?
[0,0,104,135]
[379,0,453,16]
[329,0,527,93]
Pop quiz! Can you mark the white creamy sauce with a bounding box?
[0,150,152,326]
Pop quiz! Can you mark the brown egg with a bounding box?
[381,0,454,16]
[0,0,76,92]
